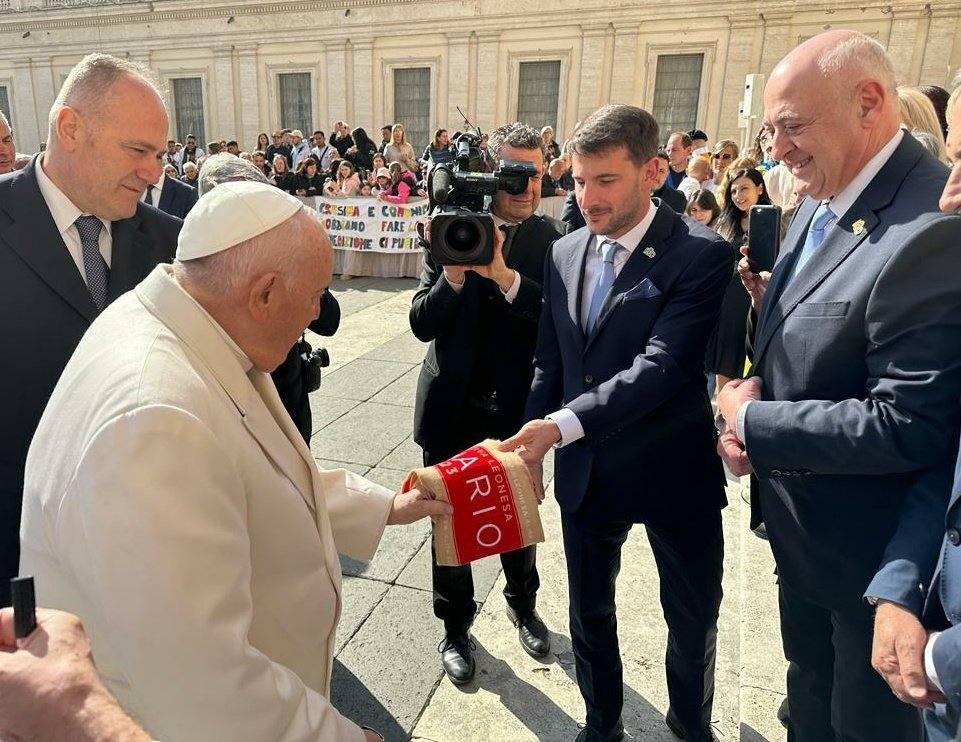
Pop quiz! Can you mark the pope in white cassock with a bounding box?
[19,181,451,741]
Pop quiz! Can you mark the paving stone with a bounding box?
[330,276,380,292]
[336,576,390,656]
[329,287,398,316]
[313,459,370,476]
[395,533,502,603]
[309,395,361,433]
[332,585,446,740]
[364,467,410,492]
[341,518,430,583]
[369,366,420,408]
[362,330,428,365]
[320,359,413,402]
[310,402,413,467]
[377,435,421,472]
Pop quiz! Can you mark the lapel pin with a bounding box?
[852,219,865,235]
[643,246,656,258]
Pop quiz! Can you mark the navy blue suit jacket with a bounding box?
[746,134,961,609]
[525,203,732,523]
[157,175,198,219]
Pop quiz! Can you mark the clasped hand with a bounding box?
[871,600,945,708]
[497,419,561,504]
[715,377,762,477]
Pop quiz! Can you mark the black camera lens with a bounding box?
[448,218,481,253]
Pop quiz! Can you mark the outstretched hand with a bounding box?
[498,419,561,504]
[388,488,453,525]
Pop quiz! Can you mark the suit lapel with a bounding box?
[585,204,674,349]
[0,158,98,323]
[564,231,591,338]
[157,179,172,214]
[753,134,925,367]
[108,207,155,302]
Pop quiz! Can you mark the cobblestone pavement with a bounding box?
[319,277,786,742]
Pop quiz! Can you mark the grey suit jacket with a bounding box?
[745,134,961,608]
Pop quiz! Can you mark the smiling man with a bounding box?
[723,30,961,741]
[0,53,180,606]
[501,105,732,742]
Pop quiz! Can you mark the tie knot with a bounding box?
[601,240,622,264]
[75,215,103,242]
[812,203,836,232]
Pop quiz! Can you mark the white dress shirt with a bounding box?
[443,212,522,302]
[548,201,658,447]
[734,129,905,445]
[35,155,112,283]
[140,174,165,208]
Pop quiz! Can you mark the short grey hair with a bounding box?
[183,161,198,173]
[49,53,163,133]
[567,105,659,165]
[487,122,547,163]
[817,33,896,93]
[197,152,268,196]
[174,208,319,295]
[0,109,9,131]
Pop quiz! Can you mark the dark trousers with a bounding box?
[0,486,20,607]
[778,582,923,742]
[561,506,723,739]
[422,405,540,632]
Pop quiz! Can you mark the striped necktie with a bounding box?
[75,215,109,311]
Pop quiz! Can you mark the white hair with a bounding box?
[48,53,163,134]
[197,153,267,196]
[817,33,897,93]
[0,109,9,131]
[173,210,321,295]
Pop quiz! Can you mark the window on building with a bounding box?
[516,61,561,132]
[0,86,10,125]
[651,53,704,140]
[279,72,312,138]
[393,67,430,154]
[171,78,205,147]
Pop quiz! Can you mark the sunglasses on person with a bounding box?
[712,152,734,161]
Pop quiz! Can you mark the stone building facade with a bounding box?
[1,0,959,155]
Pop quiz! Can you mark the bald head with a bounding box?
[763,30,901,200]
[44,54,169,221]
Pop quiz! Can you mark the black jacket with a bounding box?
[0,156,180,598]
[296,172,325,197]
[561,191,585,230]
[157,175,198,219]
[410,214,565,454]
[654,184,688,213]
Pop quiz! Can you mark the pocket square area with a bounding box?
[623,278,662,301]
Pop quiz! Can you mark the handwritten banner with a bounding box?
[311,196,430,253]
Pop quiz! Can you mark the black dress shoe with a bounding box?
[573,723,624,741]
[777,696,789,729]
[437,632,475,685]
[506,606,551,658]
[665,710,718,741]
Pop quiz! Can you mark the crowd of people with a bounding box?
[2,27,961,742]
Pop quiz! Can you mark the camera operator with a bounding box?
[409,122,566,684]
[197,153,339,442]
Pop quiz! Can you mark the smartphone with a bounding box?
[748,204,782,273]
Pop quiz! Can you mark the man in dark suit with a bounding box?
[871,95,961,742]
[501,105,732,742]
[410,122,565,685]
[142,172,197,219]
[0,53,180,607]
[653,151,688,213]
[720,31,961,741]
[561,189,585,230]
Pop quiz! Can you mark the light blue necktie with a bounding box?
[75,215,109,311]
[791,202,836,279]
[586,239,622,333]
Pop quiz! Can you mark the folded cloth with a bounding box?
[403,439,545,566]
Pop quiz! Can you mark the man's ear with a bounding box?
[857,80,888,128]
[247,272,279,320]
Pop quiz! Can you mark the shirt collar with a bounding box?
[825,129,903,220]
[597,200,657,254]
[35,154,112,237]
[492,212,520,229]
[151,173,165,191]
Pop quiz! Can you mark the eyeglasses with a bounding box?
[712,152,734,161]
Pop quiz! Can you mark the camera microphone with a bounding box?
[430,167,451,205]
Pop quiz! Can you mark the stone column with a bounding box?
[446,33,471,129]
[577,24,607,121]
[473,31,499,131]
[351,40,373,131]
[212,46,236,141]
[326,42,348,126]
[236,45,260,148]
[29,56,56,135]
[609,25,639,106]
[13,59,39,152]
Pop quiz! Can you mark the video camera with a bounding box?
[426,129,537,265]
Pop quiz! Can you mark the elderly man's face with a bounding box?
[0,117,15,174]
[184,164,197,179]
[62,75,167,220]
[763,72,866,200]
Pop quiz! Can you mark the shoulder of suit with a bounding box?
[526,213,567,238]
